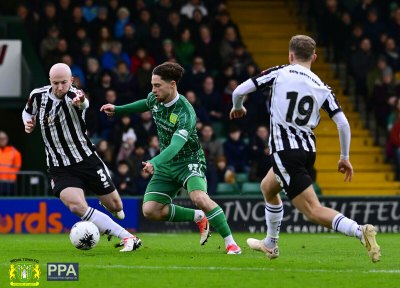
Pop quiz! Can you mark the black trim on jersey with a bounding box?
[251,65,287,89]
[279,124,291,150]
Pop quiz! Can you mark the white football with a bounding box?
[69,221,100,250]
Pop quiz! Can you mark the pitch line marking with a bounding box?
[86,265,400,274]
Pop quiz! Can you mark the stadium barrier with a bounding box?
[0,171,49,196]
[0,196,399,234]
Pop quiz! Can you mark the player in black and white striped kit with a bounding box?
[22,63,141,252]
[230,35,380,262]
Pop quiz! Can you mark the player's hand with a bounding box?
[100,104,116,117]
[24,116,36,134]
[229,107,247,119]
[338,159,353,182]
[142,161,154,175]
[72,90,85,107]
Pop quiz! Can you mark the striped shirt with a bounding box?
[251,64,342,153]
[22,85,95,167]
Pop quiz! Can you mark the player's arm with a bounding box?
[229,79,256,119]
[332,111,353,182]
[22,91,39,134]
[143,135,187,174]
[100,99,149,116]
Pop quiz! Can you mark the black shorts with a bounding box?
[271,149,316,200]
[49,153,116,197]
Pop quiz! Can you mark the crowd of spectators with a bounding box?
[15,0,271,194]
[303,0,400,179]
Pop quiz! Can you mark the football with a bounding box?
[69,221,100,250]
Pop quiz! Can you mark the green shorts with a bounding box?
[144,160,207,205]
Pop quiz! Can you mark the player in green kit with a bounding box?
[100,62,241,254]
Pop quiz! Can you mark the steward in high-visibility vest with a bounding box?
[0,131,22,182]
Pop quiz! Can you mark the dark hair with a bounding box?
[152,62,184,84]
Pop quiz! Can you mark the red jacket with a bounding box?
[0,146,22,181]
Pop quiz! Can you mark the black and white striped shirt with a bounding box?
[22,85,95,167]
[251,64,342,153]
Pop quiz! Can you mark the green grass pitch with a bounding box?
[1,233,399,288]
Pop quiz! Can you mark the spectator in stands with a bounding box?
[175,28,196,68]
[388,104,400,180]
[96,26,114,57]
[364,8,386,51]
[89,6,112,40]
[180,0,208,20]
[70,27,91,60]
[86,57,102,95]
[57,0,73,26]
[0,131,22,195]
[47,38,69,69]
[130,47,156,75]
[120,24,138,55]
[16,3,39,48]
[114,7,131,39]
[212,10,241,47]
[200,124,224,195]
[81,0,98,23]
[147,135,160,158]
[231,44,254,78]
[91,70,115,109]
[248,125,271,182]
[133,111,157,147]
[219,26,243,68]
[215,155,235,184]
[154,0,177,27]
[101,41,131,71]
[195,25,220,71]
[185,90,210,124]
[372,66,400,130]
[223,126,249,173]
[188,8,208,44]
[388,6,400,39]
[113,60,137,104]
[98,89,120,140]
[96,139,115,171]
[136,8,153,45]
[165,10,185,41]
[61,54,86,88]
[114,160,136,195]
[382,37,400,71]
[128,145,151,195]
[181,56,209,94]
[112,115,136,157]
[197,76,223,123]
[67,6,88,40]
[74,41,95,75]
[136,60,154,98]
[40,25,60,68]
[146,23,165,59]
[158,38,177,64]
[116,128,137,163]
[349,37,375,107]
[38,2,59,40]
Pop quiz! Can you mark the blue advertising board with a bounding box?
[0,198,140,233]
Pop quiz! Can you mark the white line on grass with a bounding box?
[0,263,398,274]
[85,265,400,274]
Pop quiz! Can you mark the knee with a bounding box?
[68,202,88,217]
[142,204,162,220]
[191,192,210,210]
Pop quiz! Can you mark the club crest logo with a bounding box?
[9,258,41,286]
[169,113,178,124]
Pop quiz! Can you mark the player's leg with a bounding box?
[98,190,125,220]
[59,187,140,252]
[291,186,381,262]
[247,167,282,259]
[188,177,241,254]
[142,174,208,243]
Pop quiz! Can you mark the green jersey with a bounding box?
[146,92,205,164]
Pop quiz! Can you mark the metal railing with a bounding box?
[0,171,49,196]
